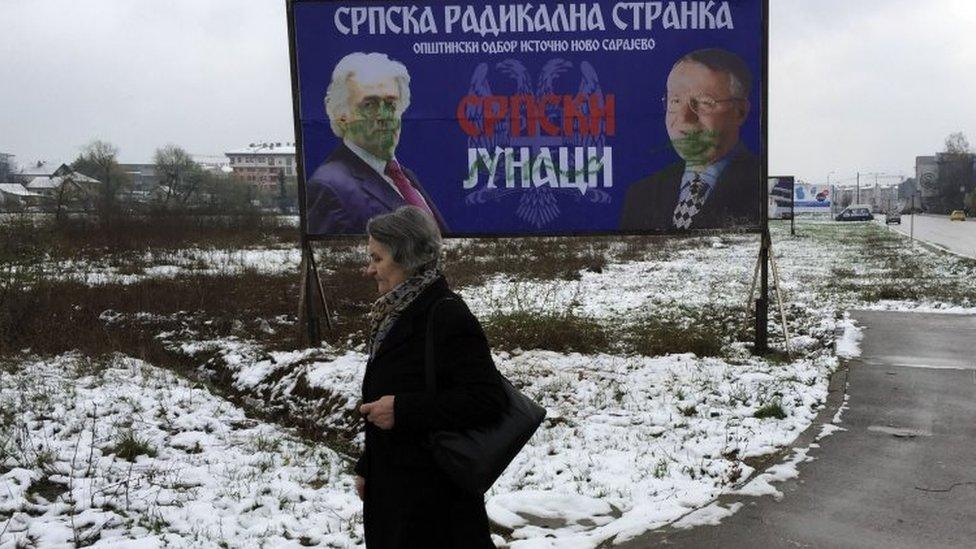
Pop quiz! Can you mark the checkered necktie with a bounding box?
[385,160,433,217]
[672,173,708,229]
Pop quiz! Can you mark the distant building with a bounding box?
[861,184,900,213]
[14,160,73,183]
[898,177,917,200]
[192,155,232,176]
[120,163,159,193]
[833,183,900,213]
[915,156,940,211]
[0,152,15,180]
[0,183,45,209]
[4,161,102,211]
[914,153,976,213]
[225,142,296,187]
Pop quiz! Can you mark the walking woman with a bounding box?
[355,206,506,548]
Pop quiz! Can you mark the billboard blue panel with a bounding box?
[794,183,832,212]
[290,0,766,236]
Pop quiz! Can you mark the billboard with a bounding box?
[290,0,766,237]
[793,183,831,213]
[768,176,792,219]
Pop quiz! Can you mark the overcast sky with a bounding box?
[2,0,974,185]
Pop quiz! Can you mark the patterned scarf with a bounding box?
[366,261,443,360]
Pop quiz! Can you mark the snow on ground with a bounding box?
[0,355,362,548]
[835,315,863,359]
[5,222,976,547]
[48,248,304,285]
[489,350,836,546]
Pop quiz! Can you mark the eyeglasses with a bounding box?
[662,94,742,115]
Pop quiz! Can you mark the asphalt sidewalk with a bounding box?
[617,310,976,548]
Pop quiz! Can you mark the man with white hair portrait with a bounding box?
[306,52,448,235]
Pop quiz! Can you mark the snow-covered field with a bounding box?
[1,355,362,548]
[3,221,975,547]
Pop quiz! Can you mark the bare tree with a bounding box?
[944,132,972,156]
[153,144,204,206]
[73,140,129,221]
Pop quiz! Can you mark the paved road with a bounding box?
[887,214,976,259]
[618,310,976,548]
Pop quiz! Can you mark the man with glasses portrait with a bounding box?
[620,48,760,231]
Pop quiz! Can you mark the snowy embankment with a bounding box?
[5,222,974,547]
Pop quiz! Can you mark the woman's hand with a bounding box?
[355,475,366,500]
[360,395,395,430]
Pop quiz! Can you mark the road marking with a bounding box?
[887,362,974,371]
[868,425,931,438]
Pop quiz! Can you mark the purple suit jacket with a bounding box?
[305,144,448,235]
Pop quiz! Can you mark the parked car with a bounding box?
[950,210,966,221]
[835,205,874,222]
[885,212,902,224]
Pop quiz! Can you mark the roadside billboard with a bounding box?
[289,0,766,237]
[768,176,792,219]
[793,183,831,213]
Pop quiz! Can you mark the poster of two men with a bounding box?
[291,0,765,237]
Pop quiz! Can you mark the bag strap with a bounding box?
[424,296,456,400]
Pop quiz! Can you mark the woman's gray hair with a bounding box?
[366,206,442,272]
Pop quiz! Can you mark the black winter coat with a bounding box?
[356,277,507,548]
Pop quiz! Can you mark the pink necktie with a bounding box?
[384,160,433,217]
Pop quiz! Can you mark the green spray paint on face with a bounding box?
[344,98,400,161]
[671,129,720,167]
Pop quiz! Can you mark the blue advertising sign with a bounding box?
[290,0,766,236]
[793,183,831,212]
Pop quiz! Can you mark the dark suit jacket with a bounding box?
[356,277,505,548]
[306,144,449,235]
[619,146,761,232]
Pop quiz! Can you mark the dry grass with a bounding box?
[0,221,754,361]
[0,273,302,357]
[1,212,296,261]
[483,311,611,354]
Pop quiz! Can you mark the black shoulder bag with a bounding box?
[425,297,546,495]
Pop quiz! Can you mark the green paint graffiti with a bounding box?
[671,129,719,167]
[344,100,401,161]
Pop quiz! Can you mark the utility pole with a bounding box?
[910,191,917,244]
[856,171,860,203]
[827,171,835,214]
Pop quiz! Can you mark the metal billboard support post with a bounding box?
[754,231,770,354]
[790,178,796,236]
[754,0,770,355]
[287,0,332,347]
[299,241,332,346]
